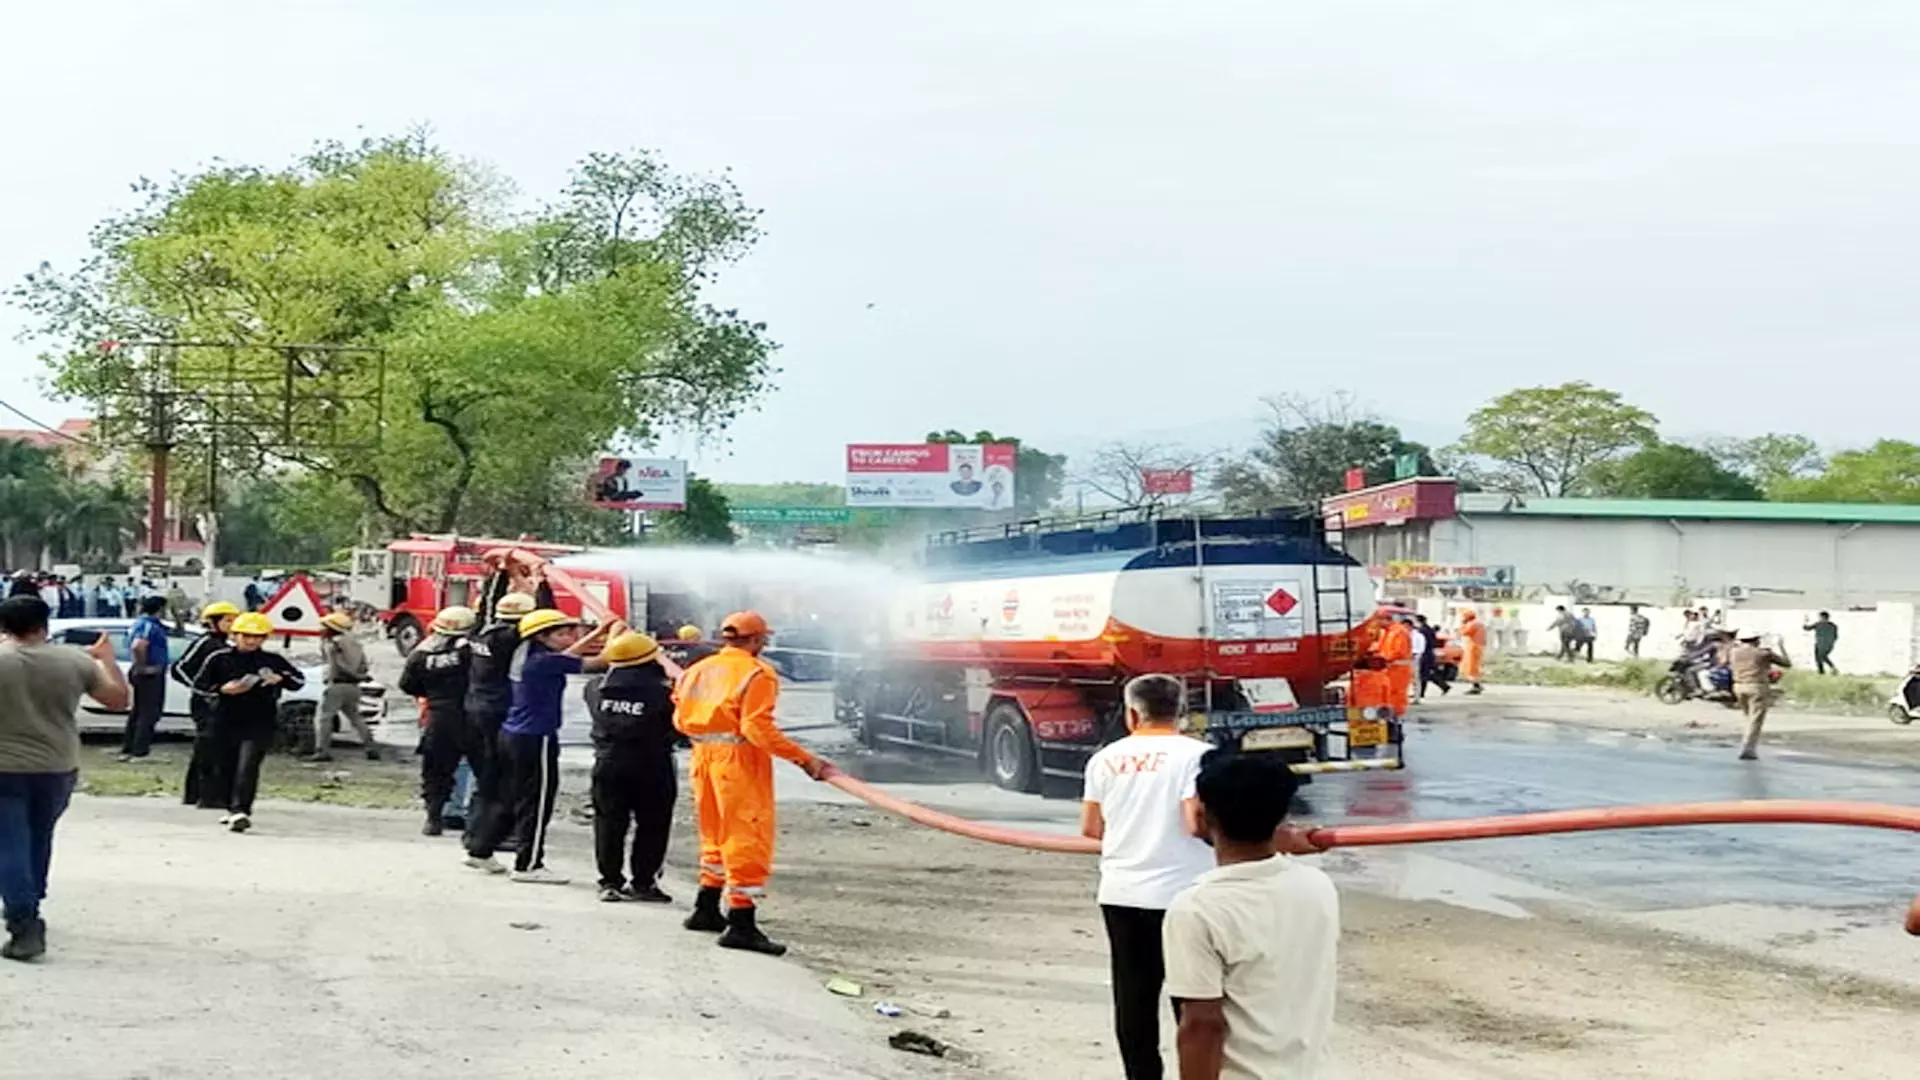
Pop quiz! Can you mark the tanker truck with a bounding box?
[834,511,1405,793]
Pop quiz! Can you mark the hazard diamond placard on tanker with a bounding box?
[1211,579,1305,640]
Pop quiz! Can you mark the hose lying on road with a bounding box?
[819,767,1920,936]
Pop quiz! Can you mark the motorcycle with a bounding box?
[1889,666,1920,726]
[1654,659,1782,707]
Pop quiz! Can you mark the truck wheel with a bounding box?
[984,703,1039,794]
[391,616,422,657]
[1653,676,1687,705]
[276,702,318,757]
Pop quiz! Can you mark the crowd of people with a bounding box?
[4,569,189,624]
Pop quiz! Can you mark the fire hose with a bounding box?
[486,548,1920,937]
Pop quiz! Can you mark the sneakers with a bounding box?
[683,886,727,932]
[631,885,674,904]
[716,906,787,957]
[511,867,570,886]
[464,855,508,875]
[228,813,252,834]
[1,918,47,963]
[599,886,629,902]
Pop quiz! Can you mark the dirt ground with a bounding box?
[746,800,1920,1080]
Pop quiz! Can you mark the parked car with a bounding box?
[51,619,387,754]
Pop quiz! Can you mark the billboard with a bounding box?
[846,443,1017,509]
[590,456,687,510]
[1140,468,1194,496]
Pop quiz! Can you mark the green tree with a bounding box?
[715,481,844,508]
[1774,440,1920,503]
[1454,382,1657,496]
[1586,442,1764,500]
[0,438,145,569]
[925,430,1066,516]
[1214,394,1435,510]
[14,135,774,540]
[1701,433,1825,496]
[653,477,735,545]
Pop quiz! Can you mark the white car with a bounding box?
[52,619,387,752]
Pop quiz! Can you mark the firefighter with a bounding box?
[1380,615,1415,716]
[400,606,476,836]
[1347,622,1394,714]
[462,590,540,849]
[668,624,715,670]
[464,609,617,883]
[171,601,241,810]
[586,631,678,903]
[1459,608,1487,695]
[672,611,827,957]
[192,612,306,833]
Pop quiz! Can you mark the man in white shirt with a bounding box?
[1164,751,1339,1080]
[1081,673,1215,1080]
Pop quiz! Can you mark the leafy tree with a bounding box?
[14,135,774,540]
[1701,433,1825,496]
[653,477,735,545]
[1586,442,1763,500]
[1454,382,1657,496]
[714,482,844,507]
[925,430,1065,516]
[1214,394,1434,510]
[0,438,144,569]
[1774,441,1920,504]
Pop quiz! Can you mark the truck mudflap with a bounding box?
[1198,705,1406,774]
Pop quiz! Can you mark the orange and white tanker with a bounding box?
[836,513,1406,793]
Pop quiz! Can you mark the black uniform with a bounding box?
[399,632,475,827]
[171,630,232,809]
[192,647,306,816]
[585,662,678,893]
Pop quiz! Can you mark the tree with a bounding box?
[0,438,145,569]
[1774,441,1920,504]
[925,430,1065,516]
[1586,443,1764,500]
[1213,394,1434,510]
[1075,441,1219,509]
[653,477,735,545]
[14,135,774,540]
[714,482,844,507]
[1454,382,1657,496]
[1701,433,1825,496]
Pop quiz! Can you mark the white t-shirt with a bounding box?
[1163,856,1339,1080]
[1082,731,1214,909]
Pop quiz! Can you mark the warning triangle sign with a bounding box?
[258,574,329,636]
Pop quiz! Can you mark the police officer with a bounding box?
[463,591,540,848]
[586,632,678,903]
[399,606,476,836]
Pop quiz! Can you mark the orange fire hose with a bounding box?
[487,547,1920,937]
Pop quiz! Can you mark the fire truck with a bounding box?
[349,535,647,655]
[834,510,1403,793]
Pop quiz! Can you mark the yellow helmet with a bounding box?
[676,625,704,642]
[231,612,273,636]
[494,592,538,619]
[602,631,661,667]
[202,601,242,622]
[320,611,355,633]
[431,605,477,634]
[517,608,580,639]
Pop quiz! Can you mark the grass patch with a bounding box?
[77,740,420,810]
[1485,656,1894,714]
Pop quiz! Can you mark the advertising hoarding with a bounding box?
[845,443,1017,509]
[590,456,687,510]
[1140,468,1194,496]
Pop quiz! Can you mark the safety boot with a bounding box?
[422,815,444,837]
[716,906,787,957]
[683,886,727,932]
[1,917,46,962]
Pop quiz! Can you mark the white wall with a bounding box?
[1429,515,1920,609]
[1415,597,1917,675]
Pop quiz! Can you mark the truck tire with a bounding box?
[276,702,318,757]
[984,702,1039,794]
[390,615,422,658]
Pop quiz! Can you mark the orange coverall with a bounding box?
[1348,625,1392,711]
[672,646,819,909]
[1459,612,1487,681]
[1378,620,1415,716]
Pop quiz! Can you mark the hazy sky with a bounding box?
[5,1,1918,485]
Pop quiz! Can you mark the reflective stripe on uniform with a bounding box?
[688,733,744,744]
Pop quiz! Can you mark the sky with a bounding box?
[4,1,1919,486]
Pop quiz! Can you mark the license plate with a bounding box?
[1243,727,1314,751]
[1348,719,1388,748]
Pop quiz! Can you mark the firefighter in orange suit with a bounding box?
[1459,608,1487,695]
[1379,616,1415,716]
[672,611,827,956]
[1348,622,1393,712]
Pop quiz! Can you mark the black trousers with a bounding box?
[1102,904,1176,1080]
[591,750,675,890]
[121,672,167,756]
[469,732,559,871]
[1815,647,1837,675]
[419,708,485,820]
[464,707,505,846]
[182,700,230,808]
[208,715,275,816]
